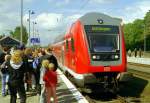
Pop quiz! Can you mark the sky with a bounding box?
[0,0,150,46]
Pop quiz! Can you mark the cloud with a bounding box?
[35,13,63,29]
[34,13,82,31]
[0,0,33,34]
[122,1,150,23]
[48,0,70,7]
[90,0,118,4]
[26,12,82,45]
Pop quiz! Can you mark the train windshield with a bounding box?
[85,25,120,52]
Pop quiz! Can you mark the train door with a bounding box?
[70,37,76,71]
[64,39,70,67]
[61,45,64,65]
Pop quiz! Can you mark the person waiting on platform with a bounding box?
[134,48,137,57]
[0,54,11,96]
[39,59,48,103]
[6,50,27,103]
[43,62,57,103]
[0,46,10,96]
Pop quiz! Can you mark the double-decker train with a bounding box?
[52,12,127,92]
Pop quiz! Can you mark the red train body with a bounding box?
[52,12,127,90]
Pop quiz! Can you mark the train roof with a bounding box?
[79,12,122,26]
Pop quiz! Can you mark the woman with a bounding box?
[7,50,27,103]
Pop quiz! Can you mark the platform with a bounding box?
[0,69,88,103]
[127,56,150,65]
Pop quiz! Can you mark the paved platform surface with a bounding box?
[127,56,150,65]
[0,70,88,103]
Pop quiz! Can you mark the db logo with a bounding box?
[97,19,103,24]
[104,66,111,71]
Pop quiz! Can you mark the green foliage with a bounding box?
[10,26,28,45]
[144,10,150,50]
[0,34,5,39]
[124,19,144,50]
[124,10,150,51]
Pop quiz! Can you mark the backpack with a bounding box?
[0,61,8,74]
[33,57,40,71]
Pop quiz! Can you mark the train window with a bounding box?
[85,25,120,53]
[88,34,119,52]
[66,40,69,51]
[71,38,75,52]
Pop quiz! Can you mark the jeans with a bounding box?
[40,85,46,103]
[1,73,9,95]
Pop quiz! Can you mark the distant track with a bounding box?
[128,62,150,68]
[127,62,150,78]
[117,95,130,103]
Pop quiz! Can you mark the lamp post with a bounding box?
[20,0,23,44]
[32,21,37,46]
[28,10,35,46]
[32,21,37,38]
[36,29,40,45]
[144,32,146,53]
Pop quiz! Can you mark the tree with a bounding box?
[10,26,28,45]
[124,10,150,51]
[144,10,150,50]
[124,19,144,50]
[0,34,5,39]
[132,19,144,48]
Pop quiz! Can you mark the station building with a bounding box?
[0,36,21,49]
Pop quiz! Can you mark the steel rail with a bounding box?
[127,63,150,78]
[128,62,150,68]
[117,95,130,103]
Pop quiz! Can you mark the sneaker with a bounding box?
[17,93,20,99]
[50,97,54,102]
[6,90,10,95]
[2,93,6,97]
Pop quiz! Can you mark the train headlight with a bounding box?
[96,55,100,59]
[111,55,115,59]
[92,55,96,59]
[115,55,119,59]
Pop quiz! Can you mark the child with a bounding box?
[43,62,57,103]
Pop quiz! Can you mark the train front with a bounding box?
[77,13,127,92]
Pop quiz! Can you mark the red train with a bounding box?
[52,12,127,92]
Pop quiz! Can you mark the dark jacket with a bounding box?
[1,61,9,74]
[23,54,34,73]
[0,52,6,64]
[6,60,27,85]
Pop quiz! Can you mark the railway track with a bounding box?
[128,62,150,68]
[127,62,150,78]
[84,94,130,103]
[117,95,130,103]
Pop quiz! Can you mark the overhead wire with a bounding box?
[51,0,91,43]
[61,0,90,34]
[76,0,90,14]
